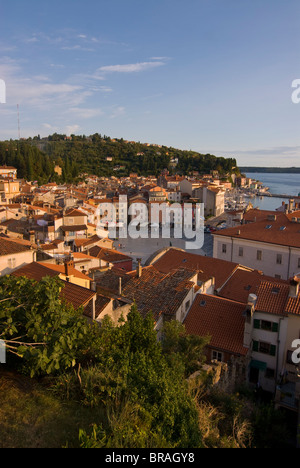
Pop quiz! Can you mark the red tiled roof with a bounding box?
[12,262,95,310]
[61,225,88,232]
[37,262,91,281]
[74,235,110,247]
[0,237,34,256]
[218,269,289,304]
[88,246,132,263]
[213,212,300,248]
[96,265,196,321]
[83,295,111,320]
[184,294,248,356]
[255,281,290,315]
[64,209,87,217]
[152,248,240,289]
[12,262,57,280]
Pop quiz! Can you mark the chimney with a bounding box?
[91,281,97,292]
[64,257,74,277]
[289,278,300,298]
[137,258,142,278]
[119,277,122,296]
[29,230,35,244]
[289,199,294,213]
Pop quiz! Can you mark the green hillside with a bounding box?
[0,133,238,184]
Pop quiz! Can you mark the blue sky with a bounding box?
[0,0,300,167]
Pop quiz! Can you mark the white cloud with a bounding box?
[43,123,59,132]
[98,61,165,74]
[150,56,170,61]
[65,124,80,135]
[61,45,95,52]
[25,37,39,43]
[68,107,104,119]
[110,106,126,119]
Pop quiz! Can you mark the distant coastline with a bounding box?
[240,167,300,174]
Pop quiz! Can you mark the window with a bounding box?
[257,250,262,261]
[298,258,300,269]
[222,244,227,254]
[276,254,282,265]
[254,320,278,332]
[254,319,260,329]
[253,341,276,356]
[259,342,271,355]
[8,258,16,269]
[212,350,223,362]
[238,247,244,257]
[261,320,272,332]
[185,300,191,312]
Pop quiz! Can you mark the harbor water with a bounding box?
[245,173,300,211]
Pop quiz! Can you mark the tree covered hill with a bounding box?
[0,133,239,184]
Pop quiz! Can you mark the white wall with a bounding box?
[0,250,36,276]
[213,235,300,280]
[251,312,288,393]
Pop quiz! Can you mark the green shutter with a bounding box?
[254,319,260,329]
[253,341,259,352]
[270,345,277,356]
[272,322,279,333]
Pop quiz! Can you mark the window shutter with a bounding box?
[270,345,276,356]
[253,341,259,352]
[272,322,279,333]
[254,319,260,329]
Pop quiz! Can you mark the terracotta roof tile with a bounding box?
[152,248,240,289]
[37,262,91,281]
[0,237,34,256]
[96,265,196,321]
[184,294,248,356]
[255,281,290,315]
[61,225,88,232]
[83,295,111,319]
[218,269,289,304]
[214,212,300,248]
[12,262,95,310]
[88,246,132,263]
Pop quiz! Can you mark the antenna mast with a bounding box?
[17,104,20,140]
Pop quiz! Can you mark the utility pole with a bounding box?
[17,104,20,140]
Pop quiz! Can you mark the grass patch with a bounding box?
[0,370,107,448]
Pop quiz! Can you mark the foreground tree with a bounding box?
[58,307,204,448]
[0,275,93,377]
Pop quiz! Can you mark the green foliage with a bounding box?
[78,401,171,449]
[0,283,296,448]
[55,306,203,448]
[0,275,93,377]
[0,134,238,183]
[161,320,210,377]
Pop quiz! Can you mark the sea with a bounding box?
[245,172,300,211]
